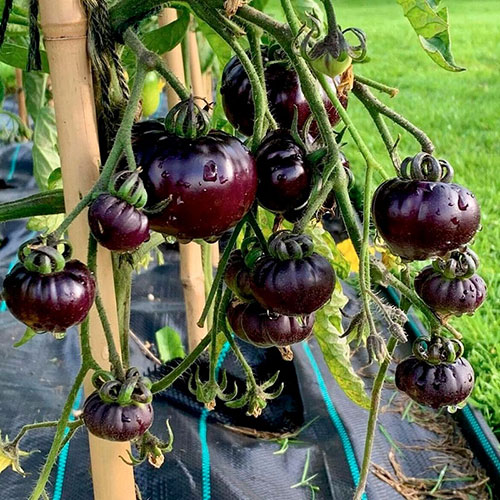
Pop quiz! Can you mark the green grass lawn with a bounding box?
[335,0,500,436]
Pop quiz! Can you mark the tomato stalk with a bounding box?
[355,75,399,97]
[353,81,435,154]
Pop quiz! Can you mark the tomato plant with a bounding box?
[0,0,487,499]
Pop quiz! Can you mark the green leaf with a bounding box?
[23,71,47,122]
[155,326,186,363]
[26,213,64,234]
[0,31,49,72]
[142,9,190,55]
[46,168,63,190]
[196,19,232,68]
[13,327,37,348]
[314,281,371,409]
[32,106,61,190]
[396,0,465,72]
[305,223,351,280]
[0,79,4,106]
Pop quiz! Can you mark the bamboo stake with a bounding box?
[15,68,28,128]
[159,9,207,352]
[38,2,136,499]
[187,32,220,268]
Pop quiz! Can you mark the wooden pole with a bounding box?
[159,9,207,352]
[15,69,28,128]
[38,2,136,499]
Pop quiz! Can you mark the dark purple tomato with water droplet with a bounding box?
[227,299,314,347]
[395,356,474,409]
[372,179,480,260]
[221,52,347,137]
[82,391,153,442]
[254,130,312,213]
[2,260,96,333]
[135,128,257,241]
[414,266,486,316]
[88,194,150,252]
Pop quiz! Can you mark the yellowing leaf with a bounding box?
[337,238,359,274]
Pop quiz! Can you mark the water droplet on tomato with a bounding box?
[203,161,218,182]
[176,180,191,188]
[277,174,287,181]
[219,176,228,184]
[457,194,469,210]
[451,217,459,225]
[447,405,457,414]
[435,209,441,216]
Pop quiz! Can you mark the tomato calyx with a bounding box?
[401,152,454,183]
[18,237,73,274]
[109,169,148,209]
[188,365,238,410]
[92,367,153,407]
[299,11,367,78]
[432,248,479,280]
[268,230,314,261]
[412,335,464,365]
[164,96,211,139]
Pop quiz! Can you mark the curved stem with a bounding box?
[113,255,133,368]
[9,421,59,448]
[353,81,434,154]
[95,292,125,380]
[354,335,398,500]
[247,210,268,252]
[29,366,88,500]
[280,0,300,36]
[151,331,212,393]
[316,72,390,179]
[132,232,165,265]
[354,75,398,97]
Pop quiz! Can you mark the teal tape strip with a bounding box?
[302,342,367,500]
[7,143,21,181]
[53,387,84,500]
[200,341,232,500]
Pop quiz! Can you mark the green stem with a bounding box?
[113,255,133,368]
[0,190,65,223]
[197,217,246,327]
[322,0,338,33]
[189,0,268,149]
[151,332,212,393]
[95,292,125,380]
[209,279,224,383]
[124,28,190,101]
[132,231,164,264]
[354,75,399,97]
[354,336,398,500]
[316,72,389,179]
[247,210,268,252]
[280,0,300,36]
[181,33,192,90]
[57,420,85,453]
[201,242,214,330]
[9,421,59,448]
[353,81,434,154]
[29,366,88,500]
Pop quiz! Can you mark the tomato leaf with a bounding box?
[396,0,465,72]
[23,71,47,122]
[142,8,190,55]
[155,326,186,363]
[196,18,232,69]
[26,213,64,234]
[32,106,61,191]
[13,327,37,348]
[0,31,49,72]
[314,282,371,410]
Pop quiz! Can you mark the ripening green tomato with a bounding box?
[310,52,352,78]
[141,72,164,117]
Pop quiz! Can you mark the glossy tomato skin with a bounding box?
[414,266,486,316]
[88,194,150,252]
[250,254,335,316]
[221,53,347,137]
[255,130,312,213]
[138,129,257,241]
[2,260,96,332]
[395,356,474,409]
[224,249,254,301]
[227,300,314,347]
[82,391,153,442]
[372,178,480,260]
